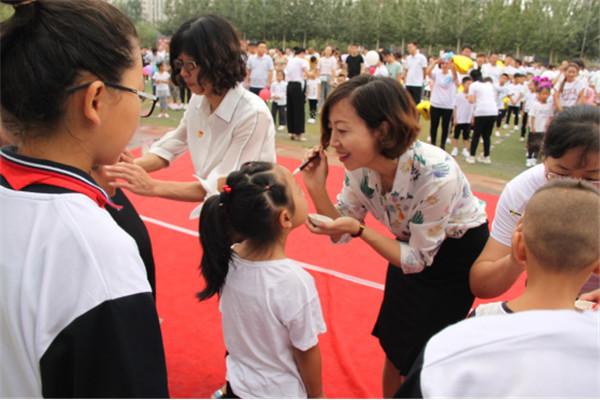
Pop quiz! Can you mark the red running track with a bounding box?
[126,152,524,398]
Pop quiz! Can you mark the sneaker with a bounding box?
[477,155,492,164]
[307,118,316,124]
[450,147,458,157]
[296,135,307,142]
[513,125,519,131]
[465,155,475,164]
[495,130,501,137]
[503,124,509,129]
[505,132,511,137]
[278,125,285,131]
[525,158,532,167]
[462,148,470,158]
[446,138,451,144]
[164,113,170,118]
[519,137,525,142]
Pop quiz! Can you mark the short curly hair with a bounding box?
[170,15,246,96]
[320,76,420,159]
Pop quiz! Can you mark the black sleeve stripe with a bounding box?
[40,292,169,398]
[395,349,425,399]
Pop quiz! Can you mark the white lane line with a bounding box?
[140,214,384,291]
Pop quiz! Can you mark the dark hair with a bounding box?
[462,76,473,84]
[501,73,509,78]
[543,105,599,161]
[0,0,137,137]
[469,68,483,82]
[320,75,420,159]
[407,41,418,47]
[169,14,245,96]
[198,162,295,300]
[256,40,266,46]
[461,45,473,51]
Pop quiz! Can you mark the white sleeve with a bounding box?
[274,270,326,351]
[490,184,519,247]
[149,111,190,163]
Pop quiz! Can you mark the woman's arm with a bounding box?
[293,345,324,398]
[469,236,524,298]
[135,153,169,173]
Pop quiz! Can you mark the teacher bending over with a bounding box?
[107,15,276,217]
[301,76,489,397]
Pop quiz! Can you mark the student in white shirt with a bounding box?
[0,0,167,396]
[402,41,428,104]
[505,73,525,131]
[451,76,474,158]
[199,162,326,399]
[317,46,337,105]
[301,76,488,397]
[526,85,554,166]
[470,105,600,300]
[106,15,276,218]
[285,47,310,141]
[426,55,458,150]
[466,71,498,164]
[399,180,600,399]
[306,71,320,124]
[481,53,502,84]
[152,61,171,118]
[554,62,587,111]
[519,75,537,141]
[270,70,287,130]
[494,73,511,136]
[471,178,599,317]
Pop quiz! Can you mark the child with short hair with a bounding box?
[398,179,600,398]
[199,161,326,399]
[505,73,525,132]
[519,76,537,142]
[525,80,554,167]
[494,73,510,136]
[270,70,287,130]
[306,71,320,124]
[450,76,473,158]
[152,61,171,118]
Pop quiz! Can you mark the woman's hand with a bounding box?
[301,146,329,191]
[104,162,158,196]
[118,150,135,163]
[579,288,600,306]
[306,215,360,237]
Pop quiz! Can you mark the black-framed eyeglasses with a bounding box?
[173,59,198,73]
[65,81,158,118]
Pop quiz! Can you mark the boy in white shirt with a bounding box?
[494,73,511,136]
[451,77,474,158]
[505,73,525,132]
[270,70,288,130]
[525,85,554,166]
[472,179,598,316]
[305,71,320,124]
[396,180,599,398]
[520,76,537,143]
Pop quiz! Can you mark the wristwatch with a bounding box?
[351,222,365,238]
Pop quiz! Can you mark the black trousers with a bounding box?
[521,111,529,138]
[406,85,422,105]
[286,82,305,134]
[496,109,505,128]
[505,105,520,126]
[308,99,318,119]
[249,86,262,96]
[470,115,496,157]
[527,131,544,158]
[271,103,286,126]
[453,123,471,140]
[430,106,453,150]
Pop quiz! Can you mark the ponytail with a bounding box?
[197,161,295,300]
[197,194,233,300]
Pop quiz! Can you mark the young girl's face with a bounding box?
[537,88,550,103]
[565,66,579,82]
[276,72,284,81]
[275,165,308,228]
[327,98,382,171]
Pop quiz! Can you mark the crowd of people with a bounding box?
[1,0,599,399]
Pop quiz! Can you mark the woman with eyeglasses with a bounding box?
[0,0,168,397]
[470,105,600,300]
[105,15,276,218]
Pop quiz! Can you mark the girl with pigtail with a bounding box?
[198,161,326,399]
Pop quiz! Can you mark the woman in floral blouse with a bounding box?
[301,76,489,397]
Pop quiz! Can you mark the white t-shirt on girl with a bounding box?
[373,65,390,77]
[494,83,511,110]
[221,254,326,398]
[522,87,537,113]
[468,81,498,117]
[529,100,554,132]
[555,78,587,107]
[153,71,171,96]
[306,79,320,100]
[270,80,287,106]
[454,92,473,124]
[430,68,457,109]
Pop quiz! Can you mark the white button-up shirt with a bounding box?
[149,84,276,217]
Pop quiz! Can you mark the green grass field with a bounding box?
[143,100,529,182]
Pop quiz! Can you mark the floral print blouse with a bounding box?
[335,140,487,274]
